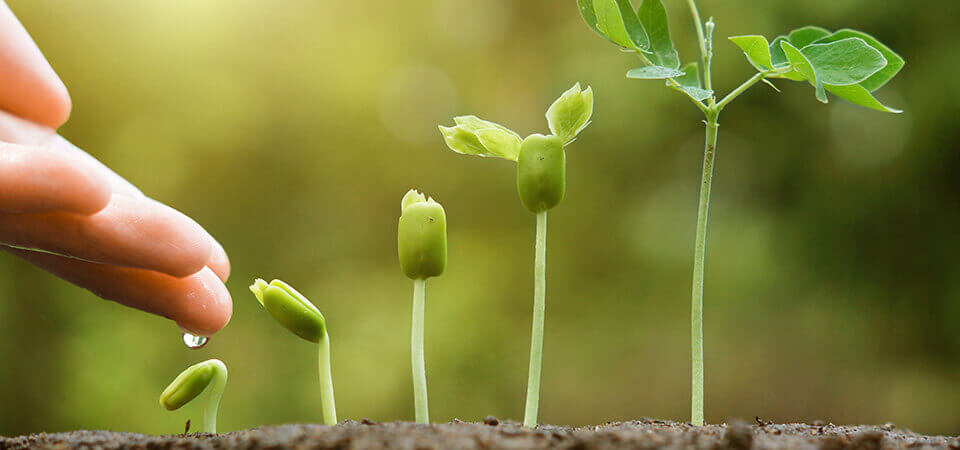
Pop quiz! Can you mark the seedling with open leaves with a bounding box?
[576,0,903,426]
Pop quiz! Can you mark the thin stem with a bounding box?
[685,0,710,92]
[202,360,228,434]
[411,278,429,424]
[318,333,338,425]
[523,211,548,428]
[691,112,720,427]
[716,72,766,110]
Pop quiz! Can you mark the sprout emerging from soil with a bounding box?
[398,189,447,424]
[250,278,337,425]
[439,83,594,427]
[160,359,228,434]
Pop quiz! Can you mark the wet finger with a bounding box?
[6,246,233,336]
[0,194,212,277]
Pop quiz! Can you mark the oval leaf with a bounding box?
[729,35,772,70]
[812,29,904,92]
[781,40,827,103]
[637,0,679,69]
[546,83,594,144]
[593,0,650,50]
[825,84,902,113]
[788,26,830,48]
[801,37,886,86]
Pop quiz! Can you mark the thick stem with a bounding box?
[318,333,338,425]
[523,211,548,428]
[691,112,719,427]
[202,360,228,434]
[411,279,429,424]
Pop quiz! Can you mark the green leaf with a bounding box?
[439,125,487,156]
[577,0,609,41]
[476,129,522,160]
[824,84,902,113]
[769,35,790,67]
[637,0,679,69]
[801,37,886,86]
[781,40,827,103]
[546,83,594,144]
[626,65,685,79]
[788,26,830,48]
[813,29,904,92]
[439,116,522,161]
[593,0,649,50]
[668,62,712,101]
[729,35,773,70]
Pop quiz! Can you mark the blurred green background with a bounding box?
[2,0,958,437]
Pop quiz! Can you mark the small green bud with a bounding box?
[517,134,565,213]
[160,360,217,410]
[250,278,326,343]
[438,116,521,161]
[545,83,594,145]
[398,189,447,280]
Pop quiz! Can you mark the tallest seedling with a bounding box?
[576,0,904,425]
[439,83,594,427]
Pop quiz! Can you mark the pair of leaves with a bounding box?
[729,27,904,113]
[439,116,523,161]
[439,83,595,160]
[579,0,679,70]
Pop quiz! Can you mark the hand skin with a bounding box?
[0,2,232,335]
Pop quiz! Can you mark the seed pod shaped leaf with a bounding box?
[250,278,326,343]
[546,83,594,145]
[160,360,217,410]
[398,190,447,280]
[438,116,522,161]
[517,134,565,213]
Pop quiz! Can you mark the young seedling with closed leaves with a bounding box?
[397,189,447,424]
[250,278,338,425]
[576,0,903,426]
[439,83,594,427]
[160,359,228,434]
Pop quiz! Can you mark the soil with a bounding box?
[2,418,958,450]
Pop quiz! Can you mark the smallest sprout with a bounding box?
[160,359,228,434]
[250,278,337,425]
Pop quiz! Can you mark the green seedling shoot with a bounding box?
[575,0,904,425]
[439,83,594,427]
[159,359,228,434]
[397,189,447,424]
[250,278,337,425]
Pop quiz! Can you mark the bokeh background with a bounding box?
[2,0,958,437]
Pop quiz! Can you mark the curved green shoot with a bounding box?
[160,359,227,434]
[250,278,337,425]
[438,83,593,427]
[398,189,447,424]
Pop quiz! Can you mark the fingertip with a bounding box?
[0,143,109,214]
[207,236,231,282]
[173,268,233,336]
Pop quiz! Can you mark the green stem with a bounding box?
[691,111,720,427]
[685,0,711,92]
[523,211,548,428]
[411,278,429,424]
[202,360,228,434]
[318,333,338,425]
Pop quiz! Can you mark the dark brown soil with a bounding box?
[2,418,958,449]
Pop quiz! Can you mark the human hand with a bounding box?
[0,2,232,336]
